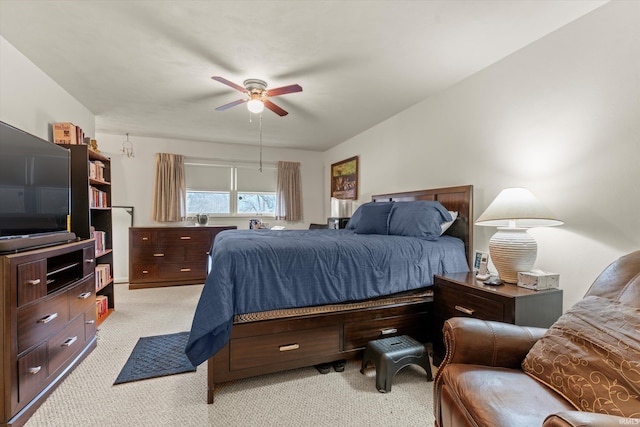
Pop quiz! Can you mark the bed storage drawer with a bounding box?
[230,326,340,371]
[343,312,430,351]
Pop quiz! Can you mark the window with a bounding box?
[185,160,277,216]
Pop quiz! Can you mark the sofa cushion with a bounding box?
[522,295,640,417]
[441,364,573,426]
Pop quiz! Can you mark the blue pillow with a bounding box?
[355,203,394,235]
[346,202,393,230]
[388,201,452,240]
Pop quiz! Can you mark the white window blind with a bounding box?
[236,165,277,192]
[185,164,231,191]
[184,159,277,216]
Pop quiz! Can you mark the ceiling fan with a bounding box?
[211,76,302,116]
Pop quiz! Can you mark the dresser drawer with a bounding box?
[17,342,48,404]
[132,246,184,263]
[158,262,206,279]
[130,264,159,281]
[436,284,504,321]
[130,230,158,246]
[68,276,95,319]
[230,326,340,371]
[17,259,47,306]
[159,229,211,245]
[185,244,212,259]
[83,306,97,342]
[344,313,429,351]
[17,292,69,354]
[82,245,96,277]
[48,315,85,375]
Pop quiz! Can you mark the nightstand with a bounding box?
[432,272,563,365]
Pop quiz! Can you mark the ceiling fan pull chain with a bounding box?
[259,114,263,173]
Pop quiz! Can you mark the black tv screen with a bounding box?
[0,121,71,239]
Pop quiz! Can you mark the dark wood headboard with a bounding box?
[371,185,474,269]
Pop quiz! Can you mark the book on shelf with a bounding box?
[92,230,106,254]
[95,263,111,291]
[90,186,108,208]
[96,295,108,320]
[52,122,84,145]
[89,160,105,181]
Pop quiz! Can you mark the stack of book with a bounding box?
[96,295,108,322]
[89,160,106,181]
[90,186,108,208]
[95,264,111,291]
[52,122,84,145]
[92,230,106,254]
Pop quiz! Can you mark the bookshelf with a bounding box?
[60,143,114,323]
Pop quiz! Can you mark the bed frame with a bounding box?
[206,185,473,403]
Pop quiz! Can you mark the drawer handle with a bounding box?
[153,253,165,257]
[27,278,41,286]
[85,258,95,264]
[62,336,78,347]
[279,343,300,352]
[28,366,42,375]
[142,237,149,241]
[180,268,191,272]
[37,313,58,324]
[380,328,398,335]
[86,320,96,325]
[455,305,475,316]
[180,236,192,240]
[142,270,149,274]
[78,292,92,299]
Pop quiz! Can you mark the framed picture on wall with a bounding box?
[331,156,358,200]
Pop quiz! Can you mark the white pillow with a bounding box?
[440,211,458,235]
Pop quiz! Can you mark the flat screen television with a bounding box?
[0,121,75,253]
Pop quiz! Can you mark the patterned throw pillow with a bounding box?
[522,296,640,418]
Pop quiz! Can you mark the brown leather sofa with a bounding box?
[434,250,640,427]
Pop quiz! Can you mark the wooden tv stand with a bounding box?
[1,239,97,427]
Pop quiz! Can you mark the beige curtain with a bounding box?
[151,153,186,222]
[276,161,303,221]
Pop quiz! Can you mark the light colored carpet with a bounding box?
[25,283,436,427]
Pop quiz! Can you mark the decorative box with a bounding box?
[517,270,560,291]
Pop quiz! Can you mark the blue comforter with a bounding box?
[185,229,468,366]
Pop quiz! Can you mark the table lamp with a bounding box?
[475,188,563,283]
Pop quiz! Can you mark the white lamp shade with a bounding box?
[476,187,562,283]
[475,188,563,228]
[247,99,264,114]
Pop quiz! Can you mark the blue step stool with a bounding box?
[360,335,433,393]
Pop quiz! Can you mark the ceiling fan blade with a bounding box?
[264,100,289,116]
[215,99,247,111]
[211,76,247,93]
[267,84,303,97]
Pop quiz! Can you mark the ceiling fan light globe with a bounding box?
[247,99,264,114]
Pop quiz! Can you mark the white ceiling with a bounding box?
[0,1,607,151]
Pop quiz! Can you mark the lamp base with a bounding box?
[489,228,537,283]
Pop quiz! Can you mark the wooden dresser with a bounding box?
[432,272,563,365]
[128,226,236,289]
[1,239,97,427]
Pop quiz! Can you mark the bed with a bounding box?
[187,185,473,403]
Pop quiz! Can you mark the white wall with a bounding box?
[0,37,95,139]
[94,133,325,230]
[325,1,640,311]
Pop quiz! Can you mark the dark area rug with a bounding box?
[114,331,196,385]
